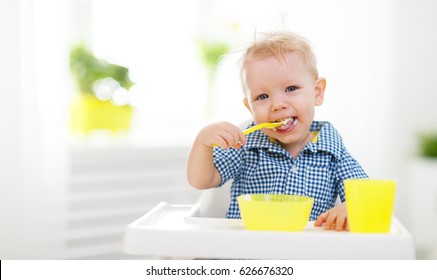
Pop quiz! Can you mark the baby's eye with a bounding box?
[256,93,269,100]
[285,85,297,92]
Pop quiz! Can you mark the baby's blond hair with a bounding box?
[240,31,319,92]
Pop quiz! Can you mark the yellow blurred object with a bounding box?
[70,94,133,133]
[345,179,396,233]
[237,194,314,232]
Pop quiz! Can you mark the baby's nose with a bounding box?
[271,97,288,111]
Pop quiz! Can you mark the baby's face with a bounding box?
[242,52,325,150]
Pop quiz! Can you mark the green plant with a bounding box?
[197,40,230,82]
[70,43,134,95]
[196,40,230,120]
[419,132,437,158]
[197,40,230,69]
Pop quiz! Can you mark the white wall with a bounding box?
[0,0,70,259]
[390,0,437,180]
[389,0,437,256]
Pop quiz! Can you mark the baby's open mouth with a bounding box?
[274,117,296,131]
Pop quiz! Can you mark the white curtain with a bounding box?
[0,0,69,259]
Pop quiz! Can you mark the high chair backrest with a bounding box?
[193,180,232,218]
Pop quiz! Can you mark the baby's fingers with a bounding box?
[323,213,338,230]
[314,211,328,227]
[234,130,246,148]
[334,214,348,231]
[227,133,246,149]
[216,129,245,149]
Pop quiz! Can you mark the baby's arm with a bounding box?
[314,202,348,231]
[187,122,246,190]
[315,146,368,231]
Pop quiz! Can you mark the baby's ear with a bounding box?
[314,77,326,106]
[243,98,252,113]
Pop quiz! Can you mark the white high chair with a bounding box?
[188,180,231,218]
[122,119,416,259]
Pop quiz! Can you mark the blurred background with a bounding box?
[1,0,437,259]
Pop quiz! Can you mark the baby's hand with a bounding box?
[198,122,246,149]
[314,202,348,231]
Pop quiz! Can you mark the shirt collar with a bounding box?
[306,121,343,159]
[243,121,343,159]
[243,122,280,150]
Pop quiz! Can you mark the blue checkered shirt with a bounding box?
[213,121,368,220]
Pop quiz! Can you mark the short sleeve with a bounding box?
[213,147,243,187]
[335,148,368,202]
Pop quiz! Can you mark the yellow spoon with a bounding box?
[242,121,285,135]
[213,121,285,147]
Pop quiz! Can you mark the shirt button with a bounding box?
[291,165,298,173]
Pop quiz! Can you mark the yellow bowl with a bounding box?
[237,194,314,232]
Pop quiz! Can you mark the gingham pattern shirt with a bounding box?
[213,121,368,220]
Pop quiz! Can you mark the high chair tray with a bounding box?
[123,202,415,259]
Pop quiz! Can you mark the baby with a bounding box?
[187,31,368,231]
